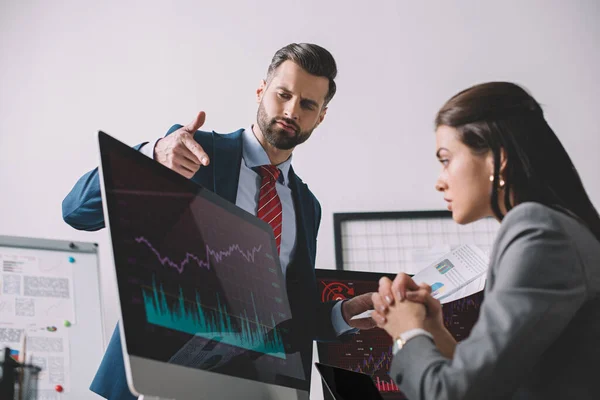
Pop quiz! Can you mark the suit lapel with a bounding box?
[211,129,244,204]
[288,166,315,267]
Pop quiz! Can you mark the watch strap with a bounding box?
[392,328,433,355]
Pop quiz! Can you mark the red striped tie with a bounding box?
[256,165,283,254]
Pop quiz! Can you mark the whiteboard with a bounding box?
[333,211,500,274]
[0,235,105,400]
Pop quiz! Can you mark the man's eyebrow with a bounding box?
[301,98,319,108]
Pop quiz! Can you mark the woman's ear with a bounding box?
[499,148,507,177]
[487,148,507,177]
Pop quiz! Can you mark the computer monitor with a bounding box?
[315,269,484,400]
[97,131,309,400]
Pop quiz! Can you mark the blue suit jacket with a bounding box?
[62,126,339,399]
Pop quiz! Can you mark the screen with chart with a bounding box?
[99,133,307,391]
[315,269,484,400]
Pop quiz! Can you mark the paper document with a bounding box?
[0,252,76,324]
[0,323,71,393]
[351,245,489,320]
[405,245,451,275]
[351,309,374,320]
[440,274,486,304]
[27,326,72,393]
[411,244,488,301]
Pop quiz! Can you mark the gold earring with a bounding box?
[489,174,505,188]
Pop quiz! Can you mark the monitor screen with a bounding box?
[315,362,384,400]
[315,269,484,400]
[98,131,308,397]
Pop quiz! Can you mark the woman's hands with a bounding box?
[371,273,444,339]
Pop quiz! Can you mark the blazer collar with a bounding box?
[288,166,313,263]
[212,129,243,204]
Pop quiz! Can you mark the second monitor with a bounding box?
[315,268,484,400]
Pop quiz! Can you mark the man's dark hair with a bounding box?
[267,43,337,106]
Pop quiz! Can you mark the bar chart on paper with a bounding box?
[334,211,500,274]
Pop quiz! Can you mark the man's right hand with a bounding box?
[154,111,210,178]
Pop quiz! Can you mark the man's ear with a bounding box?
[315,106,328,129]
[256,79,267,103]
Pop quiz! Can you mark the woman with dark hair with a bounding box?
[372,82,600,399]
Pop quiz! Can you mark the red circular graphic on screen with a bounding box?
[321,281,355,302]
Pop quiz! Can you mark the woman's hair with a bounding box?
[435,81,600,241]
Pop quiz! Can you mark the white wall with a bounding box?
[1,0,599,398]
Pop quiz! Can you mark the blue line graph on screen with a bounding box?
[142,277,287,359]
[135,236,264,273]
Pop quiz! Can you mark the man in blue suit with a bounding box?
[62,43,375,399]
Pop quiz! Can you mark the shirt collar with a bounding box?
[242,125,292,186]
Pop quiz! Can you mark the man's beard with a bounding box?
[257,102,315,150]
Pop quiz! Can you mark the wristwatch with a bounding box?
[392,328,433,355]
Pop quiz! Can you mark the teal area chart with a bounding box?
[142,276,286,358]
